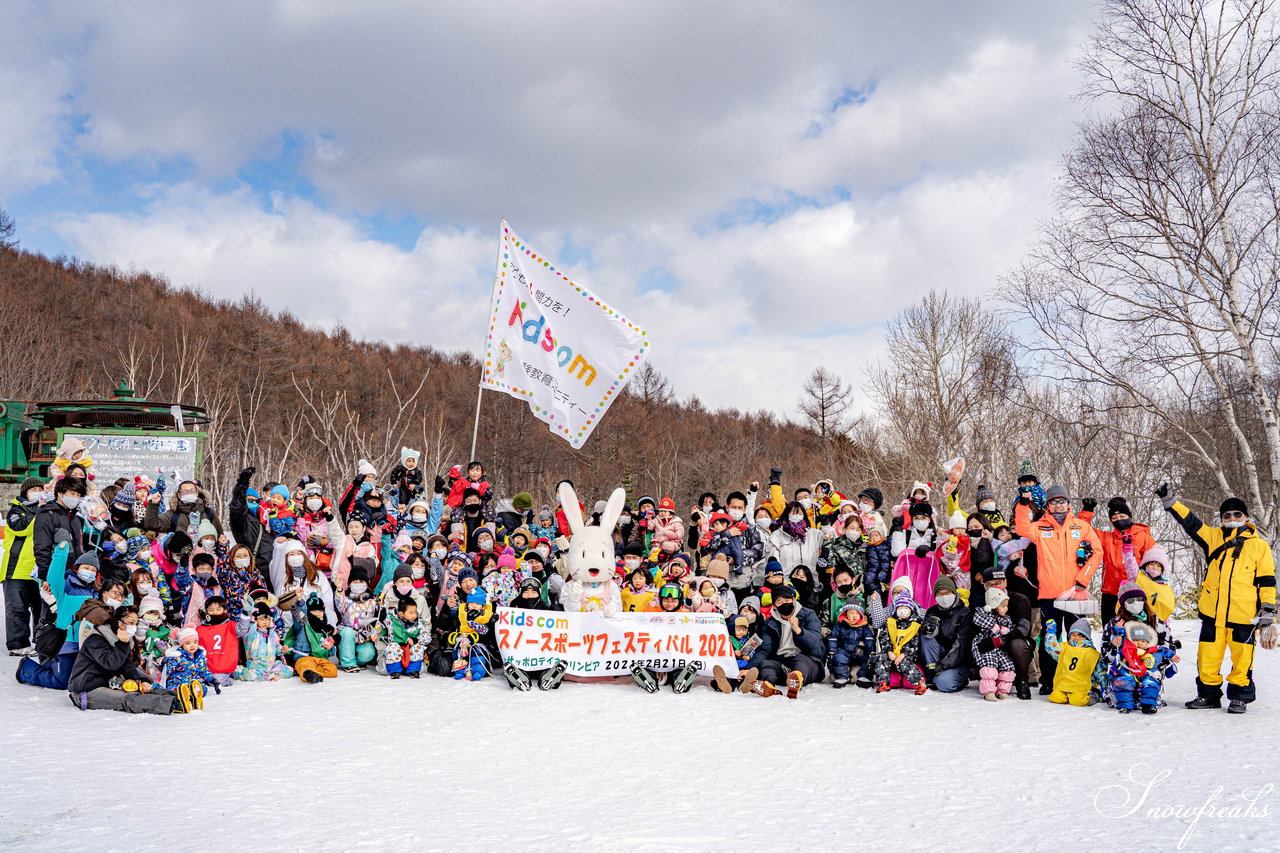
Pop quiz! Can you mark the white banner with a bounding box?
[494,608,738,675]
[481,220,650,448]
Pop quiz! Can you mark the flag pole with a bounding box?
[470,218,507,461]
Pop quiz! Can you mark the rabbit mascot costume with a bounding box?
[558,482,623,616]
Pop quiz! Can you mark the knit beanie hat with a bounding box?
[763,558,783,577]
[1107,496,1133,519]
[458,567,479,584]
[910,481,932,498]
[1068,617,1093,640]
[465,589,487,605]
[933,575,957,595]
[975,484,997,505]
[270,485,291,500]
[252,602,275,621]
[892,592,914,613]
[1220,497,1248,517]
[839,602,867,626]
[948,511,968,529]
[357,459,376,477]
[18,476,43,496]
[1044,484,1069,503]
[447,550,473,568]
[512,492,534,511]
[347,563,371,585]
[1139,544,1168,574]
[139,594,164,616]
[496,547,518,571]
[75,552,101,571]
[177,627,199,645]
[392,565,414,583]
[1017,459,1038,483]
[1117,581,1145,606]
[983,587,1009,612]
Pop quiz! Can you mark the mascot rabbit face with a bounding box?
[559,482,625,584]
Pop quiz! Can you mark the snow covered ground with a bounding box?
[1,620,1277,852]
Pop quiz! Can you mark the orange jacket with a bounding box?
[1078,512,1157,596]
[1013,501,1102,600]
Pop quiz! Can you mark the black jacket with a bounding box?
[750,605,824,668]
[923,601,974,671]
[68,626,145,694]
[229,469,274,583]
[144,490,223,536]
[33,501,85,577]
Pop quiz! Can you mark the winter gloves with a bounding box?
[914,544,931,559]
[1154,482,1177,510]
[1080,497,1097,513]
[434,476,446,494]
[769,468,783,486]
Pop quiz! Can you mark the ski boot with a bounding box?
[503,661,532,691]
[631,662,659,693]
[671,662,699,694]
[539,660,568,690]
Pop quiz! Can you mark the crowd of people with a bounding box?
[1,438,1275,716]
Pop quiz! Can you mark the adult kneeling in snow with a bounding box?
[741,585,825,697]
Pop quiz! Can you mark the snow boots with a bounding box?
[539,660,568,690]
[711,665,733,694]
[737,667,759,694]
[785,670,804,699]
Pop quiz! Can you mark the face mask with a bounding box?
[25,492,41,505]
[727,509,744,522]
[395,583,413,596]
[199,538,215,551]
[143,613,162,626]
[478,539,493,551]
[799,498,813,509]
[837,583,854,595]
[122,624,138,639]
[306,498,323,511]
[979,501,997,512]
[624,558,641,569]
[913,519,929,532]
[77,567,96,583]
[936,593,957,609]
[137,583,154,596]
[1224,520,1245,529]
[619,515,632,525]
[845,528,861,540]
[968,529,983,538]
[179,493,197,505]
[90,518,107,531]
[1124,599,1145,615]
[196,571,213,584]
[105,597,124,608]
[757,518,772,529]
[788,514,803,524]
[465,504,481,514]
[1113,518,1132,531]
[62,495,82,510]
[411,566,426,579]
[859,501,874,514]
[349,582,368,596]
[411,512,427,523]
[287,554,304,568]
[246,500,259,513]
[774,601,795,617]
[234,556,250,568]
[535,546,550,558]
[431,547,447,559]
[895,607,912,620]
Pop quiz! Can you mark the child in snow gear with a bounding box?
[972,588,1016,701]
[1043,617,1102,706]
[871,592,926,694]
[234,602,293,681]
[1110,621,1177,714]
[163,627,221,699]
[827,602,875,688]
[384,598,429,679]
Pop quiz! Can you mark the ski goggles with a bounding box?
[659,586,683,599]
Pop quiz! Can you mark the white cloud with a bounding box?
[9,1,1096,417]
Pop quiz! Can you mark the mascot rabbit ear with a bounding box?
[558,482,584,537]
[599,488,626,532]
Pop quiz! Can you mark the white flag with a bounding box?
[482,220,650,448]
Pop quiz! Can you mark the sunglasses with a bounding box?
[1222,511,1247,521]
[1047,498,1069,505]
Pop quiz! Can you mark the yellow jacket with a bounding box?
[1168,501,1276,628]
[1054,643,1100,695]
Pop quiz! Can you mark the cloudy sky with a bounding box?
[0,1,1094,415]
